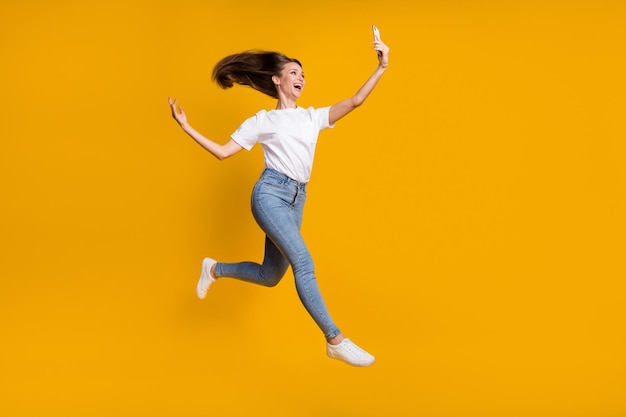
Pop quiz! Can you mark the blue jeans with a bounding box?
[214,168,341,340]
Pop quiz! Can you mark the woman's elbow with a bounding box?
[352,97,365,108]
[214,151,229,161]
[214,143,241,161]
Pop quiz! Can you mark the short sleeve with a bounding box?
[231,112,261,151]
[311,106,335,131]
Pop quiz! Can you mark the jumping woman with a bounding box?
[168,29,389,366]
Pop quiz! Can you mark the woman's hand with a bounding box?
[168,97,188,127]
[373,38,390,68]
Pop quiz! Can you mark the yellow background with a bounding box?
[1,0,625,416]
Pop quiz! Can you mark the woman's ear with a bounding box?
[272,75,280,86]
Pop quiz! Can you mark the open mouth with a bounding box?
[294,83,303,91]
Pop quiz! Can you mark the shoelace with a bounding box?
[341,340,369,357]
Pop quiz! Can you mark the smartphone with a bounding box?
[372,25,380,40]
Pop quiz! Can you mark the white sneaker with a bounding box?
[196,257,217,299]
[326,338,375,367]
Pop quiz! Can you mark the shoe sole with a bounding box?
[196,258,216,299]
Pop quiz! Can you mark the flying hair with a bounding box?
[211,50,302,99]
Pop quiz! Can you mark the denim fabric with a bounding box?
[214,168,341,339]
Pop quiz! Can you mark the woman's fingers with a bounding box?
[168,97,177,114]
[168,97,185,122]
[373,40,389,53]
[169,98,181,113]
[371,40,389,67]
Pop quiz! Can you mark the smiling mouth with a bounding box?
[294,83,303,91]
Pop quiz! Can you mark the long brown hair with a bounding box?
[211,50,302,99]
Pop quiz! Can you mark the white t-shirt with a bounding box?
[231,106,335,183]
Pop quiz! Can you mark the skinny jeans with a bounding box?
[214,168,341,340]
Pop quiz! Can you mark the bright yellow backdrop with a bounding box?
[1,1,625,416]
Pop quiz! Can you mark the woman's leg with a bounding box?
[201,169,374,365]
[250,176,341,340]
[214,235,289,287]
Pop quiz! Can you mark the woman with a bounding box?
[168,30,389,366]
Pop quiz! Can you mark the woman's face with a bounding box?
[273,62,306,100]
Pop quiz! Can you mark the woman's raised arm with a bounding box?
[328,35,390,125]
